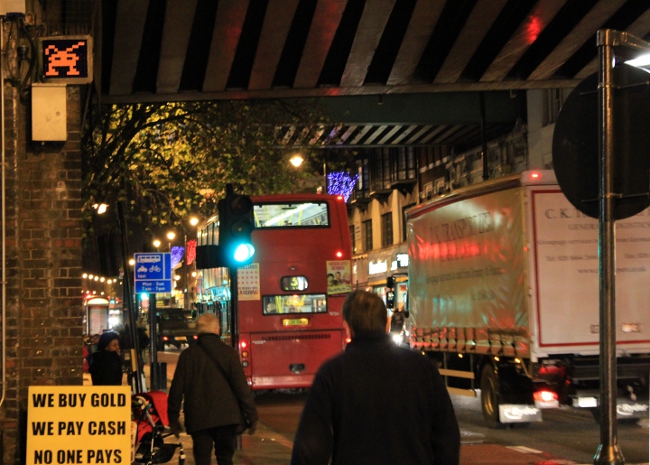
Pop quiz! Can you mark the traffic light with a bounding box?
[218,191,255,267]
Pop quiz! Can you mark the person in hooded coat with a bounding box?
[89,331,123,386]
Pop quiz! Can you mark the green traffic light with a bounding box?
[233,243,255,263]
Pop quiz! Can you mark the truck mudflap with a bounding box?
[614,400,649,420]
[498,404,542,423]
[572,396,650,420]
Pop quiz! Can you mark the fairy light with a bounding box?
[327,172,359,201]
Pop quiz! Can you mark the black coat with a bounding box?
[291,333,460,465]
[167,333,258,434]
[89,350,123,386]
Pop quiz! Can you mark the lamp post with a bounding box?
[93,202,144,393]
[166,231,176,252]
[290,152,328,194]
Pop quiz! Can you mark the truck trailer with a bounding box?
[405,170,650,427]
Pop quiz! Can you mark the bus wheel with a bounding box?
[480,365,503,428]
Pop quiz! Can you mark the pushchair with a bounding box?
[132,391,185,465]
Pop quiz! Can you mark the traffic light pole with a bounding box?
[229,266,238,350]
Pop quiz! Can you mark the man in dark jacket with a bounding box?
[291,290,460,465]
[168,313,258,465]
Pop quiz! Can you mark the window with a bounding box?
[351,157,370,201]
[402,203,415,241]
[262,294,326,314]
[350,225,356,254]
[254,202,329,228]
[370,149,391,192]
[280,276,309,291]
[543,88,570,126]
[363,219,373,252]
[381,212,393,248]
[393,147,416,182]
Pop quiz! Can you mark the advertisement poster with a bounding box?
[238,263,260,301]
[26,385,131,465]
[327,260,352,295]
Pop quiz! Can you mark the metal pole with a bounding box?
[230,267,238,349]
[594,29,624,465]
[149,294,158,390]
[117,202,144,394]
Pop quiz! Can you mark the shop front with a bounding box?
[353,244,409,309]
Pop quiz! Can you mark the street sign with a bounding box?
[552,64,650,220]
[134,253,172,293]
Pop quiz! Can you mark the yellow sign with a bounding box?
[282,318,309,327]
[27,385,131,465]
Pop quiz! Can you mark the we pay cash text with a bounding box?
[31,392,127,436]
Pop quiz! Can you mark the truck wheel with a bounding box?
[480,365,503,428]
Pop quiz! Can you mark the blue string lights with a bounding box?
[327,172,359,202]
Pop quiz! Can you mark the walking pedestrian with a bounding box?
[168,313,259,465]
[291,290,460,465]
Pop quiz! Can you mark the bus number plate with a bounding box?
[282,318,309,327]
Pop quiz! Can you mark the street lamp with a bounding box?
[290,152,328,193]
[290,153,304,167]
[153,239,161,251]
[166,231,176,251]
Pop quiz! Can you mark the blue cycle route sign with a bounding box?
[134,253,172,293]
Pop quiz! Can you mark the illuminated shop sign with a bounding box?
[368,260,388,275]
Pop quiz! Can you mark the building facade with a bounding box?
[346,88,567,306]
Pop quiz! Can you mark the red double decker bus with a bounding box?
[195,194,353,390]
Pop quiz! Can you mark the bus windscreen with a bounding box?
[254,202,328,228]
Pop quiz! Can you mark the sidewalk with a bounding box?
[173,428,600,465]
[83,370,645,465]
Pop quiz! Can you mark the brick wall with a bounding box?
[0,82,84,464]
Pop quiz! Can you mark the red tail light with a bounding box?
[534,390,558,402]
[336,250,343,258]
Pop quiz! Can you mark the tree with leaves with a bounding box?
[82,99,328,231]
[81,98,330,274]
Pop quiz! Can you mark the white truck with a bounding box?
[404,170,650,427]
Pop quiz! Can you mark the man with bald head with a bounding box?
[168,313,258,465]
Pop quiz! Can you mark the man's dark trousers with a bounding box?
[191,425,238,465]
